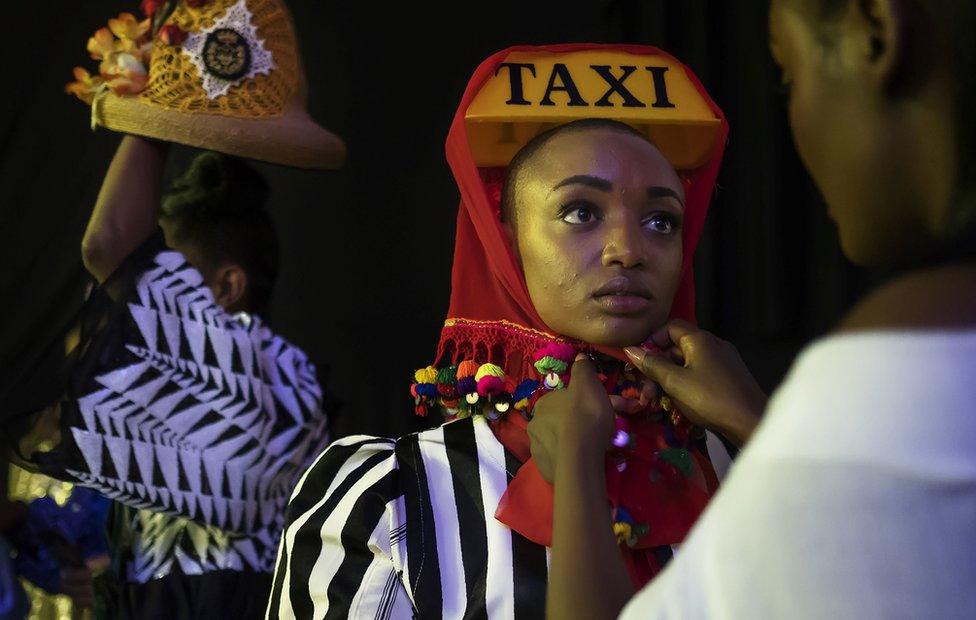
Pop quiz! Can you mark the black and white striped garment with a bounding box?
[267,411,737,620]
[267,414,551,619]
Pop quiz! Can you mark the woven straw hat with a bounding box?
[75,0,344,169]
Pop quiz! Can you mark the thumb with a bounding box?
[624,346,687,395]
[569,353,603,394]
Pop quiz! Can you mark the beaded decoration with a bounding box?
[411,341,703,548]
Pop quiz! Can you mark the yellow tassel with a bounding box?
[414,366,438,384]
[613,522,632,543]
[474,363,505,382]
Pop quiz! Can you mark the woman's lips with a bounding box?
[592,294,651,314]
[591,276,653,314]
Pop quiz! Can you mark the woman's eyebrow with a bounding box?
[648,186,685,206]
[552,175,613,192]
[550,176,684,206]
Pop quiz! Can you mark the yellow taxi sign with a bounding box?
[466,50,722,169]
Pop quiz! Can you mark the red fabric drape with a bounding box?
[436,44,730,587]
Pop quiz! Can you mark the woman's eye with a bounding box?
[644,214,676,235]
[561,204,597,224]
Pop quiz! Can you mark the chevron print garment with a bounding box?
[32,233,332,617]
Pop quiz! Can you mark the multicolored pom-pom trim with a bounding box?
[612,506,651,548]
[411,341,705,550]
[410,342,576,420]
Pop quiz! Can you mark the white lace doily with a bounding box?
[181,0,276,100]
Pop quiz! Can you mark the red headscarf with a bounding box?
[436,44,729,586]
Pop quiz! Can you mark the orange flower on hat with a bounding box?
[102,52,149,96]
[65,67,105,105]
[70,11,152,103]
[108,12,150,41]
[108,12,152,60]
[86,27,117,61]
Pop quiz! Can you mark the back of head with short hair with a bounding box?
[160,151,278,317]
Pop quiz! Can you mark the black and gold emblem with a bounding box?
[202,28,252,80]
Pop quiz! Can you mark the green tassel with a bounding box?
[436,366,458,385]
[533,355,568,375]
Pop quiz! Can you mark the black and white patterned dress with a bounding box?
[268,415,549,619]
[267,408,735,619]
[34,232,333,618]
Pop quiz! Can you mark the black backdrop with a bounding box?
[0,1,868,441]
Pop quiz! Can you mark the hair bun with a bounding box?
[161,151,269,219]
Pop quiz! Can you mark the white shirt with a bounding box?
[622,331,976,620]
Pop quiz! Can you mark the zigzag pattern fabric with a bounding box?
[48,244,330,546]
[122,507,279,581]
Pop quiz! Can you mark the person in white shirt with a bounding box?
[536,0,976,618]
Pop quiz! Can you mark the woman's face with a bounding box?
[510,128,685,348]
[768,0,955,265]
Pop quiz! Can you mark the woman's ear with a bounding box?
[211,263,249,312]
[853,0,925,94]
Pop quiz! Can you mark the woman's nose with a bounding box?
[600,217,646,269]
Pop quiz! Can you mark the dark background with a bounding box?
[0,0,869,441]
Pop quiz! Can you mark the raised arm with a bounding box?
[530,355,634,620]
[81,135,168,282]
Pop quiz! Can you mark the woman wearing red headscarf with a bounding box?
[267,44,755,619]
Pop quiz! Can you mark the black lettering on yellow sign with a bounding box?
[540,63,588,107]
[496,62,537,105]
[495,62,677,109]
[646,66,676,109]
[590,65,644,107]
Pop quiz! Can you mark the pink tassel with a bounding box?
[477,375,505,397]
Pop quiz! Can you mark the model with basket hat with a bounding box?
[266,44,751,618]
[9,0,343,617]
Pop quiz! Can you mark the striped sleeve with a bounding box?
[266,435,413,620]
